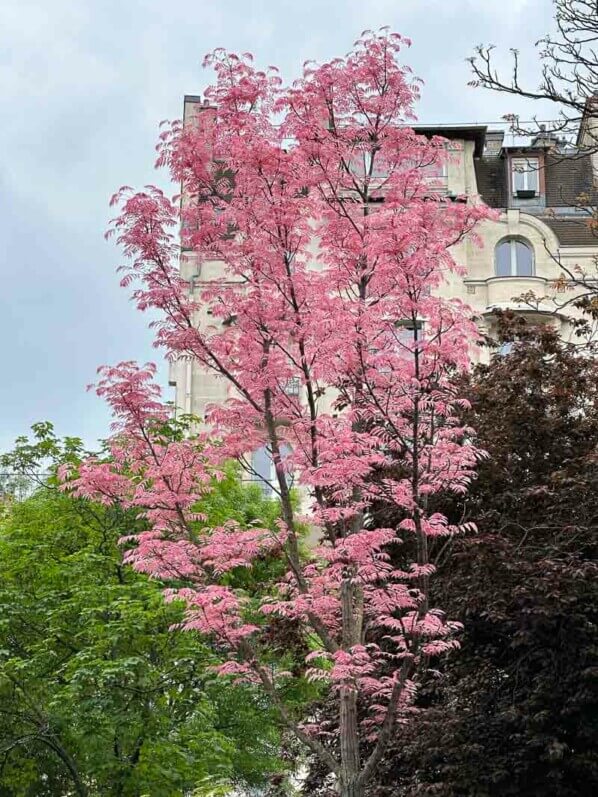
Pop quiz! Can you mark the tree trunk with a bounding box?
[339,575,363,797]
[340,686,360,781]
[339,778,364,797]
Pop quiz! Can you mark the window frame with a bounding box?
[494,237,535,278]
[511,157,540,196]
[248,443,294,498]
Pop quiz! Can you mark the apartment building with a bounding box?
[168,97,598,487]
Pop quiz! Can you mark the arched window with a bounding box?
[495,237,534,277]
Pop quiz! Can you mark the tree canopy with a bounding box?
[360,316,598,795]
[69,29,491,797]
[0,425,289,796]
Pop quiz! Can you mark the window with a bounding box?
[249,443,293,497]
[395,319,423,346]
[283,377,301,397]
[394,320,424,361]
[398,152,448,191]
[495,238,534,277]
[511,157,539,195]
[349,149,447,183]
[421,159,447,179]
[348,151,389,180]
[250,445,273,497]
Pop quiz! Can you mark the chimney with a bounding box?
[531,124,559,150]
[184,95,216,129]
[484,130,504,157]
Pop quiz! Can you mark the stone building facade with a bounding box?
[168,97,598,487]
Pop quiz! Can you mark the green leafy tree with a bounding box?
[0,424,289,796]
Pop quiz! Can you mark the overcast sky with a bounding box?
[0,0,557,452]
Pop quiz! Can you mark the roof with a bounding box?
[545,153,598,207]
[475,150,598,212]
[474,157,507,208]
[413,125,487,158]
[540,217,598,247]
[474,149,598,246]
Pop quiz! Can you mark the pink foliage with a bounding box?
[65,28,495,791]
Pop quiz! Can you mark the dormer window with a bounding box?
[511,157,539,197]
[495,237,534,277]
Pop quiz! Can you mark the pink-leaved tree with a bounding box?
[63,30,492,797]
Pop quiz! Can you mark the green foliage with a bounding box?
[0,425,289,796]
[200,463,281,529]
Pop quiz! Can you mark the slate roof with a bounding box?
[474,148,598,246]
[475,152,598,209]
[414,125,487,158]
[474,157,507,209]
[540,217,598,246]
[545,153,598,207]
